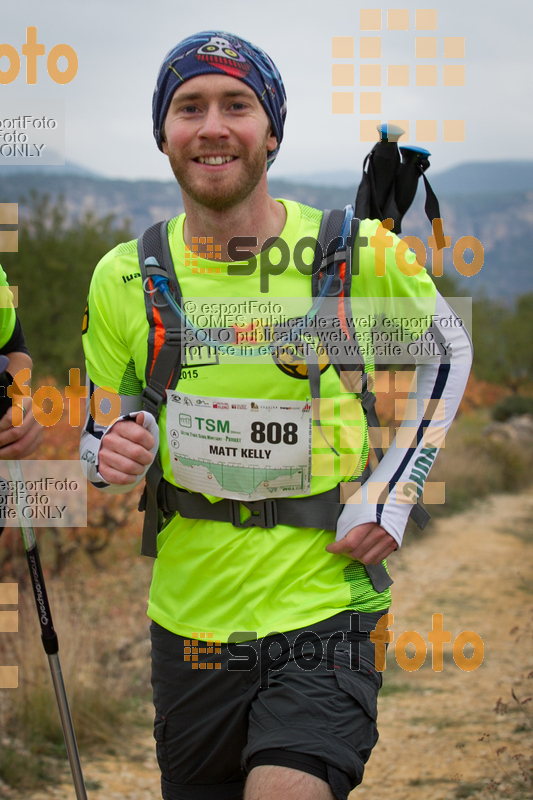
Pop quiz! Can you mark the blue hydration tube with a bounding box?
[146,205,354,356]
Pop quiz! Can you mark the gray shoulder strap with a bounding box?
[138,221,184,557]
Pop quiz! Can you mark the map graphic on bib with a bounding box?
[166,391,313,501]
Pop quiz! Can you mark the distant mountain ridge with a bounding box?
[0,160,532,300]
[277,161,533,196]
[0,159,101,178]
[3,158,533,195]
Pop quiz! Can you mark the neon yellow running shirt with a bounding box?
[0,265,17,348]
[83,200,437,641]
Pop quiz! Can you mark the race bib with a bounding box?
[166,391,312,501]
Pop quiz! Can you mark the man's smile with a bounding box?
[194,155,238,166]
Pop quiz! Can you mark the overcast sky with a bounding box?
[2,0,532,181]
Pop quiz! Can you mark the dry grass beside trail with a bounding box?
[2,489,531,800]
[0,558,154,798]
[361,490,533,800]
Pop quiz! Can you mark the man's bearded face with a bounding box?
[162,74,278,212]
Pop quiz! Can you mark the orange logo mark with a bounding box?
[189,237,222,274]
[184,632,222,670]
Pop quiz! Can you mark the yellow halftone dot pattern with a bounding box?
[312,398,335,420]
[0,583,17,603]
[0,232,18,252]
[424,427,446,448]
[396,481,417,504]
[340,427,362,450]
[373,371,390,393]
[312,453,335,477]
[340,454,359,476]
[340,396,361,420]
[395,428,418,449]
[340,483,362,504]
[332,93,354,114]
[443,37,465,58]
[396,398,418,421]
[332,37,354,58]
[416,37,437,58]
[360,37,381,58]
[312,425,335,448]
[332,64,354,86]
[424,482,446,503]
[388,9,409,30]
[416,120,438,142]
[0,203,18,224]
[0,611,18,632]
[416,65,438,86]
[424,398,446,421]
[388,65,409,86]
[360,9,382,31]
[0,666,18,688]
[443,65,465,86]
[360,64,382,86]
[415,9,437,30]
[367,481,389,503]
[395,371,417,392]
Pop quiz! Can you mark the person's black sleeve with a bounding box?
[0,316,30,357]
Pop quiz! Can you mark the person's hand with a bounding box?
[0,396,42,458]
[325,522,397,565]
[98,413,155,485]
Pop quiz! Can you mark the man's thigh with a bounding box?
[244,765,335,800]
[150,611,386,800]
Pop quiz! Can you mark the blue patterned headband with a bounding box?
[152,31,287,169]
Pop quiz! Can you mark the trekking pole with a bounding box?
[7,459,88,800]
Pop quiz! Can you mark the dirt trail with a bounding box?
[22,490,533,800]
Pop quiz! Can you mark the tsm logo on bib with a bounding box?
[272,342,330,380]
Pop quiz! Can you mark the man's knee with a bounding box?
[244,765,334,800]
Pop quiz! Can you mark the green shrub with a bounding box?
[492,395,533,421]
[0,192,132,384]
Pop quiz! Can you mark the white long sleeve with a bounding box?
[336,291,473,546]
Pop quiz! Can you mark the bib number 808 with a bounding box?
[251,421,298,445]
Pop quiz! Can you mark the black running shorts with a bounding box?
[150,609,388,800]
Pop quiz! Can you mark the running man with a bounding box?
[80,32,472,800]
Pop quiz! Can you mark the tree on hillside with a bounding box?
[469,291,533,391]
[1,192,132,383]
[471,294,511,386]
[501,293,533,389]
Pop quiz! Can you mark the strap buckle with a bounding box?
[164,328,182,345]
[141,385,164,414]
[229,499,278,528]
